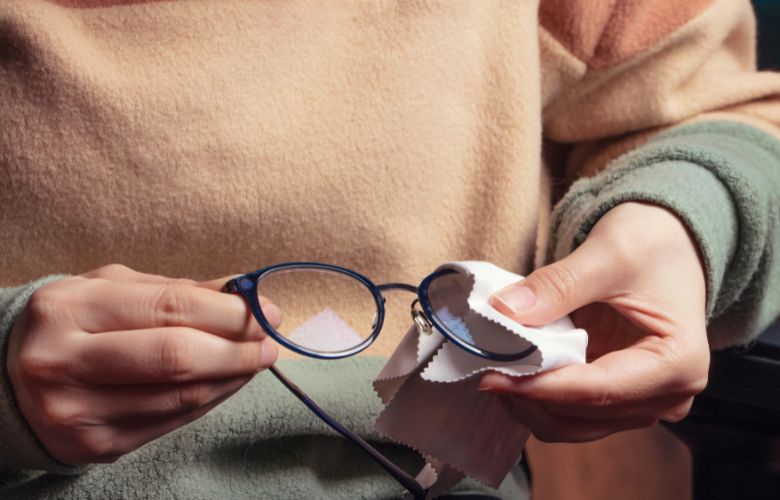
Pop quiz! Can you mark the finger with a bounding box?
[70,279,281,339]
[479,339,696,407]
[539,394,685,421]
[81,267,267,312]
[79,375,253,422]
[73,328,278,384]
[81,264,197,286]
[502,397,657,443]
[660,398,695,423]
[489,237,623,326]
[198,276,280,326]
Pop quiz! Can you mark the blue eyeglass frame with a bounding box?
[222,261,537,499]
[224,261,537,362]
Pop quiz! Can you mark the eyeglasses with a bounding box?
[222,262,537,498]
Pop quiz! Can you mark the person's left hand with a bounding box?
[479,202,710,442]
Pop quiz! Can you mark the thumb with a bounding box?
[490,242,613,326]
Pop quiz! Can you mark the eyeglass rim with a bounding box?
[231,262,387,360]
[231,261,537,362]
[418,268,539,362]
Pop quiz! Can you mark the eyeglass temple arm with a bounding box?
[268,365,426,500]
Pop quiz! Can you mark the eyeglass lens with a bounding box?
[256,268,379,355]
[425,270,535,356]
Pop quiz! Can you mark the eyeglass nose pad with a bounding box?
[410,299,433,335]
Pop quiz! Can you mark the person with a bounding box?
[0,0,778,498]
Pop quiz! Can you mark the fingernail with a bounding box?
[478,383,512,395]
[492,285,536,314]
[479,374,510,393]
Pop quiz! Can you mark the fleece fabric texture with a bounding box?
[1,120,777,497]
[0,0,779,498]
[551,121,780,349]
[1,320,530,499]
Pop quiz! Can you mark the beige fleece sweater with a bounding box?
[1,0,778,355]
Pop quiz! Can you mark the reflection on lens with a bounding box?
[426,269,534,357]
[257,268,379,355]
[433,306,474,344]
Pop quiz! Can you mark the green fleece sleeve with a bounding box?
[550,121,780,349]
[0,279,529,498]
[0,356,530,499]
[0,275,82,474]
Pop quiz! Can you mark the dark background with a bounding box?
[755,0,779,69]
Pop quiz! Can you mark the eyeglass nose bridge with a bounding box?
[410,298,433,335]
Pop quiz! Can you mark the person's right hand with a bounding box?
[6,264,280,465]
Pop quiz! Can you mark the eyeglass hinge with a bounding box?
[222,279,238,294]
[410,299,433,335]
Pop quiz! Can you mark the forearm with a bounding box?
[550,120,780,348]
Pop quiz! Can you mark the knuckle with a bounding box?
[15,348,64,383]
[73,431,118,462]
[176,384,207,412]
[152,286,190,326]
[23,278,88,331]
[661,401,693,423]
[168,277,197,286]
[25,286,65,325]
[45,428,124,465]
[665,339,710,398]
[532,264,578,305]
[688,348,710,395]
[239,342,262,373]
[92,263,132,280]
[581,386,613,408]
[157,331,195,380]
[601,226,639,268]
[38,400,80,432]
[554,370,613,408]
[685,372,709,397]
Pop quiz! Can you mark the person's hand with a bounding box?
[6,264,279,465]
[480,202,710,442]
